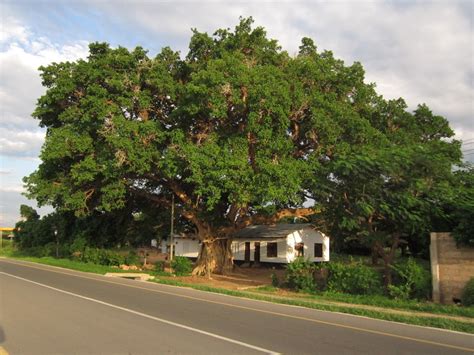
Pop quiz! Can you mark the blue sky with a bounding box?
[1,0,473,226]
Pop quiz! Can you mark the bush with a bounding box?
[462,278,474,307]
[324,260,382,295]
[124,250,140,266]
[271,273,279,287]
[285,257,316,291]
[99,249,125,266]
[69,235,88,256]
[79,247,125,266]
[23,243,56,258]
[389,258,431,300]
[154,260,166,272]
[171,256,193,276]
[81,247,101,264]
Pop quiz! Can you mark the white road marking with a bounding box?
[0,271,280,355]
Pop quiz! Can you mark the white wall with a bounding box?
[232,241,247,261]
[298,229,330,262]
[232,228,330,264]
[259,239,292,263]
[174,238,200,258]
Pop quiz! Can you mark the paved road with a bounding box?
[0,258,472,354]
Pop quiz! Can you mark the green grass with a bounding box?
[14,256,140,274]
[150,277,474,334]
[0,239,15,257]
[252,287,474,319]
[1,241,148,274]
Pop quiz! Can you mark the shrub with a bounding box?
[69,235,87,256]
[324,260,382,295]
[23,243,56,258]
[389,258,431,300]
[99,250,125,266]
[79,247,125,266]
[125,250,139,266]
[271,273,279,287]
[154,260,166,272]
[81,247,101,264]
[171,256,193,276]
[285,257,316,291]
[462,278,474,307]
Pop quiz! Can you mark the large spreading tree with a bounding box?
[25,18,462,276]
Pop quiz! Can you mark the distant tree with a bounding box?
[448,166,474,246]
[19,204,39,221]
[14,206,70,250]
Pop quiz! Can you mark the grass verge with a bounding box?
[150,277,474,334]
[1,255,145,275]
[253,286,474,319]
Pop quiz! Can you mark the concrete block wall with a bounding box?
[430,233,474,304]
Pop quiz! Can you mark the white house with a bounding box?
[174,224,329,264]
[231,224,329,264]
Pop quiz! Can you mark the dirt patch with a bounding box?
[161,265,284,290]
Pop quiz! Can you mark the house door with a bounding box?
[254,242,261,263]
[244,242,251,262]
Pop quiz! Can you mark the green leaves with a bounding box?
[24,18,464,254]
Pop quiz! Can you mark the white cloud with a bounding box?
[0,15,88,226]
[0,190,53,226]
[0,22,89,150]
[0,15,30,44]
[0,185,24,193]
[0,129,45,158]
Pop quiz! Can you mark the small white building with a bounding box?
[232,224,329,264]
[174,235,201,258]
[174,224,329,264]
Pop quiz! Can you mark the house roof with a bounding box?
[232,223,313,239]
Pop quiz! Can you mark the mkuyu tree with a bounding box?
[25,18,461,276]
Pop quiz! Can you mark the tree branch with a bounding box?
[217,207,317,237]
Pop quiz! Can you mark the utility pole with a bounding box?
[54,228,59,258]
[169,194,175,261]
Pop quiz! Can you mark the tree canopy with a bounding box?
[25,17,464,275]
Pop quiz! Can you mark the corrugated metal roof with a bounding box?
[233,223,313,239]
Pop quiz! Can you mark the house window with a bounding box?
[267,242,278,257]
[295,242,304,257]
[314,243,323,258]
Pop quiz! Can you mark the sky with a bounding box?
[0,0,473,226]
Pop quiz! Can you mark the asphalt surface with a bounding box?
[0,258,472,355]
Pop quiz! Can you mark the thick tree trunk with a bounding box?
[374,233,400,288]
[382,257,393,286]
[371,245,379,265]
[192,237,234,277]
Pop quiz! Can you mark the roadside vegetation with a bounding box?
[0,239,143,274]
